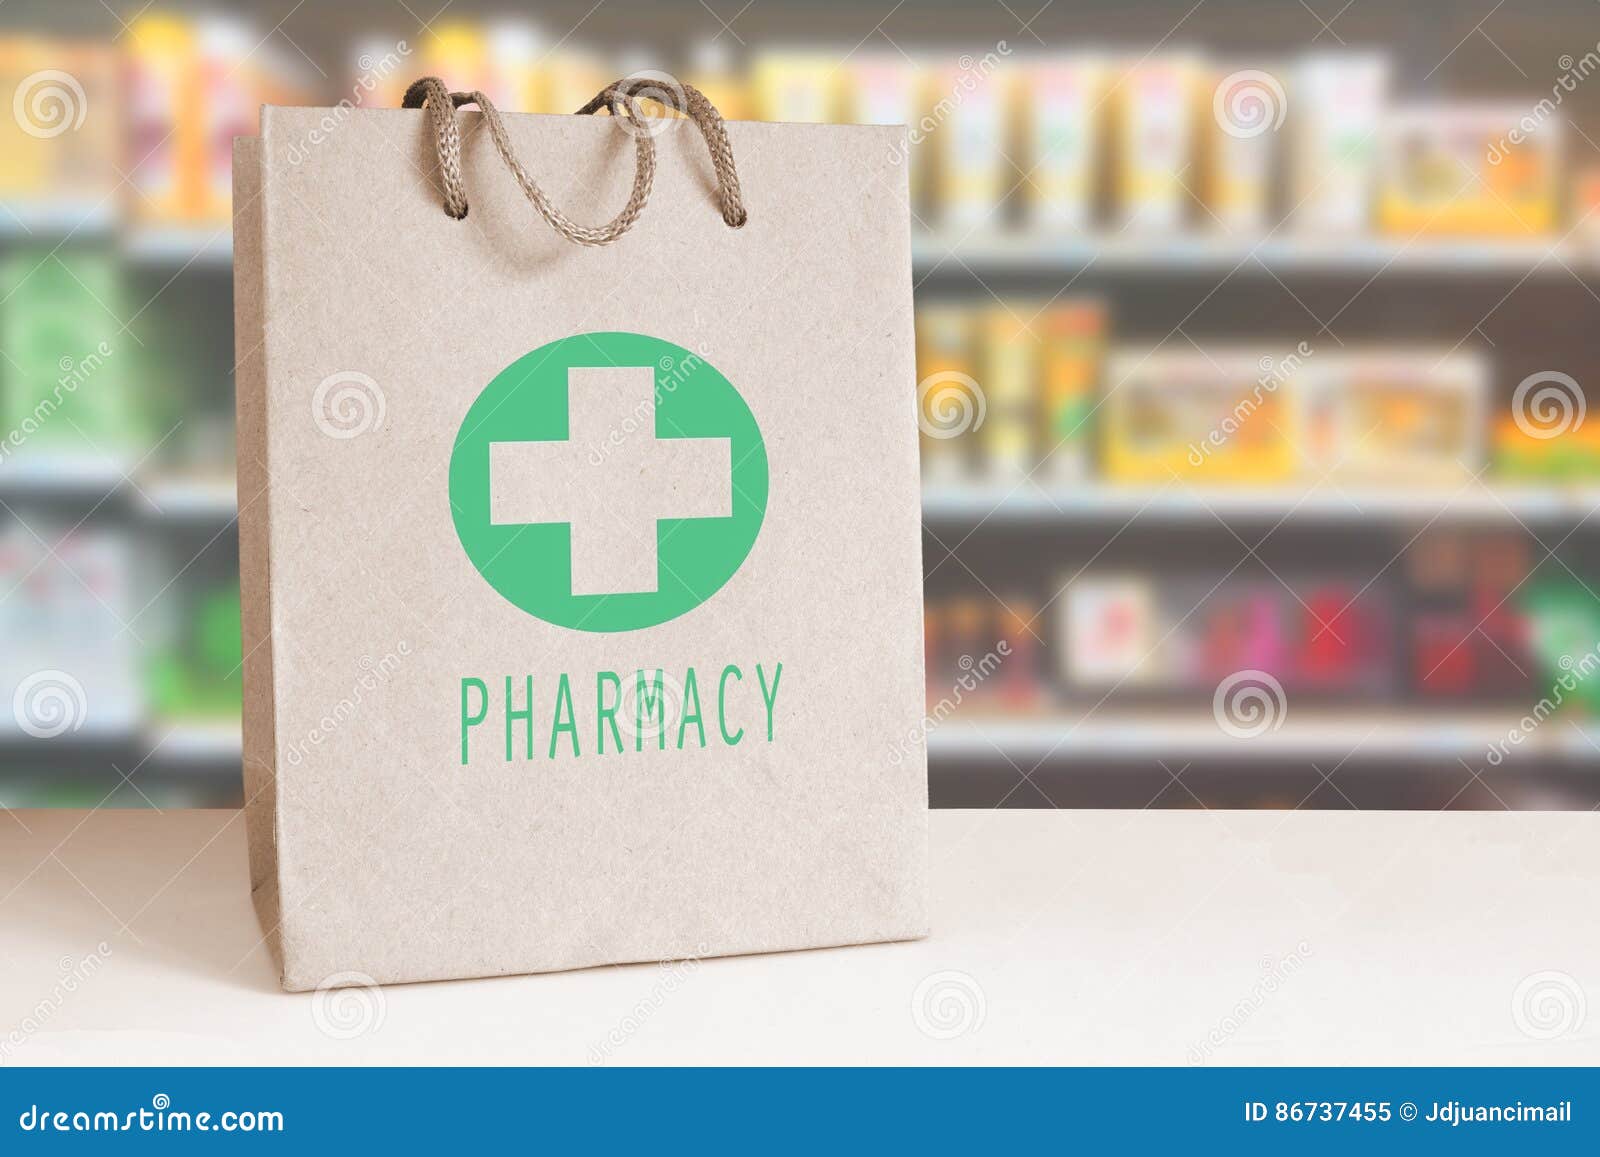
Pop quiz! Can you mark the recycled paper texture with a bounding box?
[233,103,927,990]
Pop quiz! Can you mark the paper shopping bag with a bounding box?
[233,78,928,990]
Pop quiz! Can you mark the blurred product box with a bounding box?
[127,12,312,226]
[148,581,242,721]
[1102,348,1297,483]
[0,38,120,217]
[1203,62,1283,235]
[932,57,1010,230]
[1290,53,1387,234]
[1102,346,1486,486]
[1113,55,1201,232]
[1038,299,1107,480]
[914,303,979,481]
[1060,574,1396,696]
[687,41,749,121]
[1298,351,1487,482]
[1378,104,1560,236]
[0,248,141,469]
[751,51,839,123]
[1021,55,1104,232]
[0,520,142,738]
[916,298,1107,481]
[979,307,1036,478]
[1494,411,1600,479]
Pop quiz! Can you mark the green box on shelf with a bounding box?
[0,248,144,463]
[148,587,244,720]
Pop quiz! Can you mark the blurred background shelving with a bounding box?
[2,0,1600,809]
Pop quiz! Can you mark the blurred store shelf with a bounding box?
[911,232,1584,276]
[150,720,243,764]
[929,712,1600,763]
[122,227,233,269]
[921,482,1600,524]
[0,201,117,239]
[140,475,239,522]
[0,455,130,499]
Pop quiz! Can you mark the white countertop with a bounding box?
[1,807,1595,1065]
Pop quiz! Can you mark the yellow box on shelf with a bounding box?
[1101,347,1300,483]
[1299,350,1487,483]
[1378,104,1560,236]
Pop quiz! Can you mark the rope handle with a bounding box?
[402,76,747,245]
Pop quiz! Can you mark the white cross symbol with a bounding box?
[489,365,732,596]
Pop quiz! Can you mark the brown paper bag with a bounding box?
[233,79,927,990]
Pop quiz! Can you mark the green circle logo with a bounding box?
[449,332,768,632]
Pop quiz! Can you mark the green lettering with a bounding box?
[596,670,622,754]
[636,669,666,751]
[506,675,534,760]
[677,667,706,749]
[550,673,580,758]
[718,664,744,745]
[461,678,488,765]
[757,662,783,741]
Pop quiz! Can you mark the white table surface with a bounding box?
[1,807,1596,1066]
